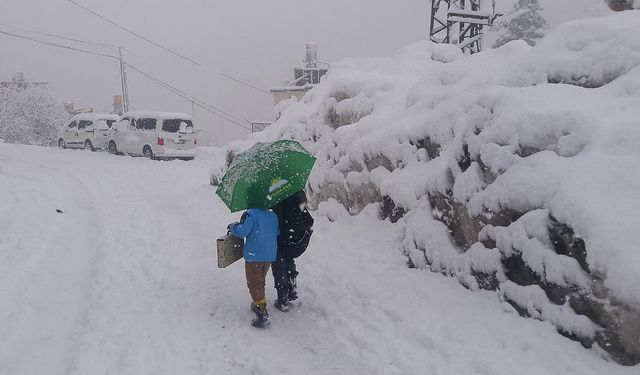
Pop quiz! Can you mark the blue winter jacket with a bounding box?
[229,208,279,263]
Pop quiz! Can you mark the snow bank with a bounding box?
[527,11,640,87]
[197,146,228,185]
[223,11,640,364]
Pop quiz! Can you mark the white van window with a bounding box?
[106,120,116,128]
[163,119,193,133]
[138,118,157,131]
[68,121,77,129]
[78,120,92,130]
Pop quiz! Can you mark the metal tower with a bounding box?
[429,0,498,54]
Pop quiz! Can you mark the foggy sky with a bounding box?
[0,0,608,146]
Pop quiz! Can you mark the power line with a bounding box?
[123,62,252,130]
[0,29,119,60]
[0,28,251,131]
[217,73,271,95]
[67,0,271,94]
[0,22,135,55]
[193,96,252,125]
[67,0,198,63]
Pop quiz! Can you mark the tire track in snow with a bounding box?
[0,154,105,375]
[64,156,239,374]
[65,157,174,375]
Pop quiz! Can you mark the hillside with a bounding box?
[220,11,640,365]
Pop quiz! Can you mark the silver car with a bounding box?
[57,114,119,151]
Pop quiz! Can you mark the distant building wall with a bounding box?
[271,88,309,107]
[270,43,329,108]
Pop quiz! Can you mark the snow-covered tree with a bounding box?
[492,0,549,48]
[0,85,68,146]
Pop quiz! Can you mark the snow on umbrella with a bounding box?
[216,140,316,212]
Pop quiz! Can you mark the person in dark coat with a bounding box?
[271,190,314,311]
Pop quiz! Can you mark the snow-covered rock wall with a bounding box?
[219,11,640,365]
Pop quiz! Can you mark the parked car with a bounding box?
[57,113,119,151]
[107,111,197,160]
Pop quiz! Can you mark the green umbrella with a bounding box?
[216,140,316,212]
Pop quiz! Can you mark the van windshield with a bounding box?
[162,119,193,133]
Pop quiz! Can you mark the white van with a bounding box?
[107,111,197,160]
[57,113,119,151]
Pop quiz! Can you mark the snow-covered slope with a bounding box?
[3,144,638,374]
[220,11,640,364]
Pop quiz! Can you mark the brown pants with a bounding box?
[245,261,271,303]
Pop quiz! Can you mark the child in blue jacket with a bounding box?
[228,207,279,328]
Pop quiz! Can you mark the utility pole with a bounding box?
[118,46,130,113]
[191,99,195,123]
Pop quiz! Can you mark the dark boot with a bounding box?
[287,273,298,301]
[274,288,290,312]
[250,300,270,328]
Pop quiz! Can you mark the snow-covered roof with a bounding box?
[70,113,119,121]
[270,84,315,93]
[122,111,193,121]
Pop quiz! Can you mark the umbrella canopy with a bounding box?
[216,140,316,212]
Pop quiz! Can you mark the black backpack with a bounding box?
[275,192,314,258]
[286,208,313,258]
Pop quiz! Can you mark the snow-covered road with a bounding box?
[0,143,635,375]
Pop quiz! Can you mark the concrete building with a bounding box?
[270,42,329,107]
[63,103,94,116]
[270,85,314,107]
